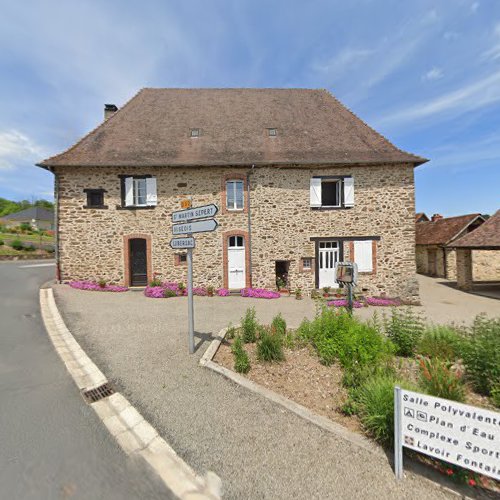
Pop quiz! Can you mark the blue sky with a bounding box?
[0,0,499,216]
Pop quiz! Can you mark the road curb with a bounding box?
[201,328,473,500]
[40,287,222,500]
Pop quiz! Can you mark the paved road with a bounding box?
[0,261,170,499]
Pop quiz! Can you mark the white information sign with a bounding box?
[172,204,218,223]
[172,219,218,235]
[170,237,195,249]
[395,388,500,480]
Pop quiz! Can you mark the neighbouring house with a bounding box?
[449,210,500,290]
[415,212,429,223]
[0,206,55,231]
[37,88,427,300]
[415,213,485,279]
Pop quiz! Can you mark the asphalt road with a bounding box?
[0,261,170,500]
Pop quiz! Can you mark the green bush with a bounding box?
[232,337,250,374]
[226,324,237,340]
[163,288,177,298]
[257,328,285,362]
[385,307,425,357]
[301,308,394,370]
[417,325,463,361]
[271,313,287,337]
[461,315,500,396]
[19,222,32,232]
[490,384,500,408]
[356,375,415,446]
[10,239,24,251]
[418,356,466,402]
[25,244,36,252]
[0,239,3,246]
[241,307,258,343]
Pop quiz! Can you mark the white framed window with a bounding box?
[229,235,244,248]
[226,180,244,210]
[302,258,312,270]
[310,176,354,208]
[124,176,157,207]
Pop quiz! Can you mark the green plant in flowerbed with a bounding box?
[241,307,258,343]
[163,288,177,298]
[460,314,500,398]
[417,325,464,361]
[418,356,466,402]
[256,325,285,362]
[10,239,24,251]
[232,336,250,374]
[384,307,425,357]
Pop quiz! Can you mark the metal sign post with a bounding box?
[187,240,195,354]
[170,203,219,354]
[394,386,403,480]
[334,262,358,314]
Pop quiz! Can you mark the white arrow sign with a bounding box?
[172,204,218,223]
[172,219,218,235]
[170,237,196,249]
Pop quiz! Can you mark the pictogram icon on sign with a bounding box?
[404,407,414,418]
[417,410,428,422]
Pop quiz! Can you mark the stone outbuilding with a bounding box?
[449,210,500,291]
[38,88,427,301]
[415,213,486,279]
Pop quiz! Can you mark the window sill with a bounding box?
[226,208,245,212]
[116,205,156,210]
[83,205,108,209]
[311,206,351,211]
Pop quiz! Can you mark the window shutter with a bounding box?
[354,240,372,272]
[344,176,354,207]
[310,177,322,207]
[146,177,157,206]
[124,177,134,207]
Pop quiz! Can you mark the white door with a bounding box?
[228,236,246,289]
[318,241,339,288]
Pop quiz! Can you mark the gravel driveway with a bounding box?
[52,275,498,499]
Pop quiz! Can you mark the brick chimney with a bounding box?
[431,214,443,222]
[104,104,118,120]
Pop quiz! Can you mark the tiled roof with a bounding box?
[39,88,427,168]
[415,214,483,245]
[450,210,500,249]
[1,206,54,222]
[416,212,429,222]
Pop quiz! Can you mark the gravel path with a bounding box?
[52,276,497,499]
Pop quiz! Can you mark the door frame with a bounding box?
[223,229,251,289]
[123,233,152,286]
[315,239,342,289]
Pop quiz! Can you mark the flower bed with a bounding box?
[327,299,363,308]
[365,296,401,306]
[144,282,231,298]
[69,281,128,292]
[240,288,280,299]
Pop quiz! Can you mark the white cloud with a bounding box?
[482,22,500,61]
[380,70,500,125]
[0,130,46,170]
[422,67,443,81]
[313,48,375,79]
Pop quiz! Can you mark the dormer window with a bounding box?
[268,128,277,136]
[190,128,200,138]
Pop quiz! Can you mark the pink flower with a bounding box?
[327,299,363,308]
[240,288,280,299]
[69,281,128,292]
[365,296,401,306]
[217,288,230,297]
[468,479,476,487]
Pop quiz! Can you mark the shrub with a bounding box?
[150,276,162,287]
[232,337,250,374]
[98,278,106,288]
[10,239,24,251]
[163,288,177,298]
[385,307,425,357]
[271,313,286,337]
[461,315,500,396]
[417,326,463,361]
[303,308,394,369]
[418,357,466,402]
[19,222,32,232]
[0,239,3,246]
[25,244,36,252]
[257,328,285,362]
[226,324,237,340]
[490,385,500,408]
[241,307,258,343]
[356,375,415,446]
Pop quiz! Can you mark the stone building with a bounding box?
[38,88,426,300]
[450,210,500,290]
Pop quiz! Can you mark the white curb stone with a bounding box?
[40,287,222,499]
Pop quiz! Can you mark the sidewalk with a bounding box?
[49,278,483,499]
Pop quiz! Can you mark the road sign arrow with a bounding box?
[172,204,219,223]
[172,219,218,235]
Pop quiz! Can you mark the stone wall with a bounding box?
[55,163,419,301]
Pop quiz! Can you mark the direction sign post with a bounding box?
[171,203,219,354]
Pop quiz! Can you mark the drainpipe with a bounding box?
[247,164,255,287]
[443,246,447,279]
[48,166,60,282]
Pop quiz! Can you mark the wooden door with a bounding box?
[129,238,147,286]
